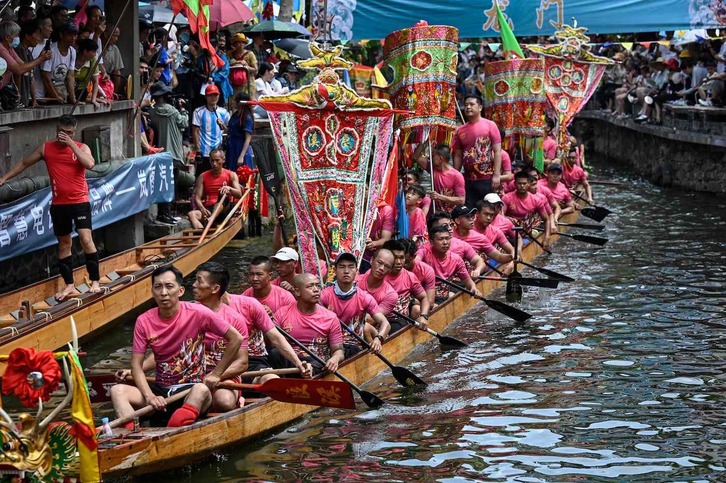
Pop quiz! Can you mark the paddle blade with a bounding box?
[359,390,385,409]
[391,366,427,388]
[558,222,605,231]
[581,207,608,222]
[257,378,356,410]
[570,233,609,246]
[483,298,532,323]
[505,277,523,303]
[519,261,575,282]
[435,333,468,347]
[516,277,560,288]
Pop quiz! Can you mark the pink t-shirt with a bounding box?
[485,224,509,248]
[385,269,426,317]
[502,191,549,221]
[407,207,427,239]
[370,203,395,241]
[0,44,22,90]
[242,284,297,314]
[417,238,477,265]
[433,168,465,213]
[227,293,276,357]
[132,302,230,387]
[355,274,398,315]
[452,118,501,180]
[453,228,495,255]
[533,192,553,215]
[501,150,512,174]
[417,249,470,286]
[411,260,436,292]
[543,136,557,159]
[274,304,344,361]
[202,303,249,372]
[502,179,516,193]
[538,179,572,206]
[490,213,516,239]
[418,195,432,214]
[320,286,378,344]
[562,164,588,188]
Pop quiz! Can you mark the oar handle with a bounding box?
[520,226,552,254]
[391,310,435,335]
[215,184,253,234]
[338,322,394,369]
[120,367,301,385]
[104,388,192,430]
[435,276,482,301]
[277,327,361,391]
[198,193,228,245]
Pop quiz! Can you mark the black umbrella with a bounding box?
[246,20,310,40]
[275,38,313,59]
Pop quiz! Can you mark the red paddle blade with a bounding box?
[257,378,357,410]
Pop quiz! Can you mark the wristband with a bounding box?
[421,314,429,320]
[374,334,385,342]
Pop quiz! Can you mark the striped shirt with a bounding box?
[193,106,230,156]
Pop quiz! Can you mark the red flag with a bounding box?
[380,133,400,210]
[171,0,224,68]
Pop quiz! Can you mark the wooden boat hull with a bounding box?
[0,216,244,362]
[99,210,580,478]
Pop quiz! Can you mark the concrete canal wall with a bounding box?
[572,111,726,195]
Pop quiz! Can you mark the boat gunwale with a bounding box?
[97,209,582,477]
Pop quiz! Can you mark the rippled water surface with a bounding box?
[144,167,726,482]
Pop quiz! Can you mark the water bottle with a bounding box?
[101,417,113,439]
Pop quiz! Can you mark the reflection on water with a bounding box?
[148,168,726,482]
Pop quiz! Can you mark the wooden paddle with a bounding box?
[506,228,523,302]
[198,193,228,245]
[214,184,253,234]
[221,378,356,410]
[570,191,612,222]
[518,260,575,282]
[552,231,609,246]
[478,276,560,289]
[254,143,289,244]
[519,226,552,255]
[391,310,468,348]
[435,277,532,323]
[84,368,302,404]
[277,327,384,409]
[339,322,427,388]
[557,222,605,231]
[105,388,192,430]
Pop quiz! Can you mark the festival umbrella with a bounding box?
[275,38,313,59]
[246,20,309,39]
[209,0,255,31]
[671,29,709,45]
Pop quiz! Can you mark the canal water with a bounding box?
[107,163,726,482]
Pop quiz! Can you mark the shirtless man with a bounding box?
[0,115,101,300]
[110,265,243,427]
[274,274,345,375]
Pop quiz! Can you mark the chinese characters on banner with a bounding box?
[0,153,174,262]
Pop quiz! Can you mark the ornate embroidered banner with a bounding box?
[383,22,458,144]
[259,45,395,283]
[483,58,547,137]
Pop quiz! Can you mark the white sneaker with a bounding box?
[698,99,713,107]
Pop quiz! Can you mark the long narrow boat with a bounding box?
[0,175,256,362]
[97,209,582,478]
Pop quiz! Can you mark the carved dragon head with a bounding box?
[0,358,74,479]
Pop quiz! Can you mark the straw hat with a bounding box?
[232,33,249,45]
[613,52,626,62]
[679,50,692,58]
[649,57,666,68]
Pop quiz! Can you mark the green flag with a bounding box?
[533,137,545,173]
[495,3,524,59]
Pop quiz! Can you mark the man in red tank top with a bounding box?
[0,115,100,301]
[188,148,243,229]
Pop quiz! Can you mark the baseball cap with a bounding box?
[205,84,220,96]
[484,193,502,204]
[270,247,299,262]
[150,82,172,98]
[334,252,357,266]
[59,22,79,34]
[451,205,478,218]
[548,163,563,172]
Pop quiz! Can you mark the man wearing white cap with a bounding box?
[270,247,299,292]
[476,193,517,242]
